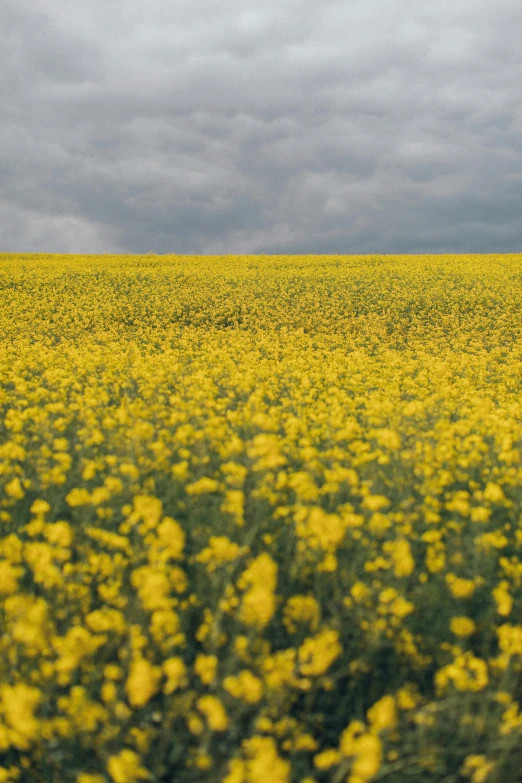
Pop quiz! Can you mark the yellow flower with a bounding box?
[238,553,278,630]
[52,627,106,685]
[0,769,20,783]
[435,653,488,694]
[293,734,317,751]
[163,657,187,694]
[367,695,397,732]
[0,683,41,750]
[130,565,171,612]
[154,516,185,559]
[445,575,477,598]
[30,499,51,515]
[348,733,382,783]
[222,759,246,783]
[196,695,228,731]
[483,482,505,504]
[339,721,366,756]
[298,629,342,677]
[493,581,513,616]
[362,495,390,512]
[283,595,320,633]
[262,649,297,690]
[44,521,73,547]
[186,477,220,495]
[450,617,476,637]
[196,536,247,571]
[4,477,24,499]
[395,684,420,710]
[194,654,218,685]
[243,736,290,783]
[223,670,263,704]
[4,594,49,653]
[496,624,522,656]
[313,749,341,769]
[125,658,161,707]
[127,727,150,753]
[0,561,23,594]
[195,755,212,770]
[350,581,371,602]
[460,754,495,783]
[500,703,522,735]
[220,489,245,526]
[101,682,118,703]
[104,664,124,680]
[107,749,149,783]
[383,539,415,577]
[65,488,91,507]
[56,686,107,732]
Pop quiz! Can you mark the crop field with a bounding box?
[1,253,522,783]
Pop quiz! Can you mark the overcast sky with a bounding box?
[1,0,521,255]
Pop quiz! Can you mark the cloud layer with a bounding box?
[1,0,521,254]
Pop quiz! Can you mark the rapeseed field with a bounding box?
[1,252,522,783]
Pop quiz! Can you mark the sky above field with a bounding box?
[2,0,521,255]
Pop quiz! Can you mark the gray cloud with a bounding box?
[1,0,521,254]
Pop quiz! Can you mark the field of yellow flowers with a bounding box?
[1,252,522,783]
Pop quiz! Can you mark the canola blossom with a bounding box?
[1,252,522,783]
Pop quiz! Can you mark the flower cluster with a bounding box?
[1,252,522,782]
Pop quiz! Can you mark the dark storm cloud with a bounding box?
[1,0,521,254]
